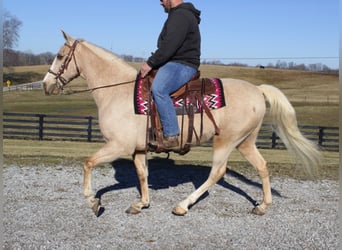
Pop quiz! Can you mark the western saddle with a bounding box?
[144,70,220,155]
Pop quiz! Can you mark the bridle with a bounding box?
[48,40,81,90]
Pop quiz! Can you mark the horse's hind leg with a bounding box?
[237,138,271,215]
[172,140,235,216]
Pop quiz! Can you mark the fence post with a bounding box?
[271,132,277,148]
[87,116,93,142]
[318,127,324,147]
[37,114,45,140]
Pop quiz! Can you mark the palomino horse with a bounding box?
[43,31,320,216]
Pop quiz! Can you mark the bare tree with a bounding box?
[3,10,22,49]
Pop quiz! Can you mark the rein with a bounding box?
[63,79,136,95]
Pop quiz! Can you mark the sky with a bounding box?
[4,0,339,69]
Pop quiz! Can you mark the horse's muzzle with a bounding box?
[43,82,61,95]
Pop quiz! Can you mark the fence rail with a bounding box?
[3,112,339,151]
[3,81,43,92]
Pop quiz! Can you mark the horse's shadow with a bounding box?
[95,157,282,216]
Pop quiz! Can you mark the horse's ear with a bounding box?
[61,30,74,44]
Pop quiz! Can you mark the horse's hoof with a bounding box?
[93,205,104,217]
[172,206,187,216]
[125,205,141,215]
[91,198,103,217]
[125,202,150,215]
[252,206,265,216]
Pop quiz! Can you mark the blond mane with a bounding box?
[82,40,137,74]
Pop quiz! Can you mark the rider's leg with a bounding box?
[152,62,197,143]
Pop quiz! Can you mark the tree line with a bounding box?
[4,49,55,67]
[5,49,337,73]
[202,60,337,73]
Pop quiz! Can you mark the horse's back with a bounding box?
[221,78,264,101]
[206,78,267,144]
[219,78,266,116]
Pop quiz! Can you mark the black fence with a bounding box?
[3,112,339,151]
[3,112,103,142]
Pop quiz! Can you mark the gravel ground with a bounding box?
[3,159,338,249]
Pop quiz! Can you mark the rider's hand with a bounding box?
[140,62,152,78]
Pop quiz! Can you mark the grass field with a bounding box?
[3,64,339,126]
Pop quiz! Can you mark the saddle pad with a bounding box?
[134,75,226,115]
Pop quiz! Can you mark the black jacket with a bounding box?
[147,3,201,69]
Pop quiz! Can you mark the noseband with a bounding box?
[48,40,81,90]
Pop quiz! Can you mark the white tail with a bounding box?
[258,84,321,177]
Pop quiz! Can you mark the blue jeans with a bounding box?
[152,62,197,137]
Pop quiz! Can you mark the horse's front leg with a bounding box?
[125,152,150,214]
[83,141,124,216]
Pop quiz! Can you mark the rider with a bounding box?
[140,0,201,149]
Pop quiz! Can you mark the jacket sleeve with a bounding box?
[147,12,189,68]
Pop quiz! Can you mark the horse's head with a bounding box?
[43,30,81,95]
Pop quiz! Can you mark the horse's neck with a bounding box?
[79,42,137,86]
[78,42,137,106]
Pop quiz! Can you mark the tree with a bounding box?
[3,10,22,49]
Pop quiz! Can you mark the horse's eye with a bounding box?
[57,54,63,59]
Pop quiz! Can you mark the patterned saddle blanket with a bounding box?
[134,74,226,115]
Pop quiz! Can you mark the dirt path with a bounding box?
[3,160,338,249]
